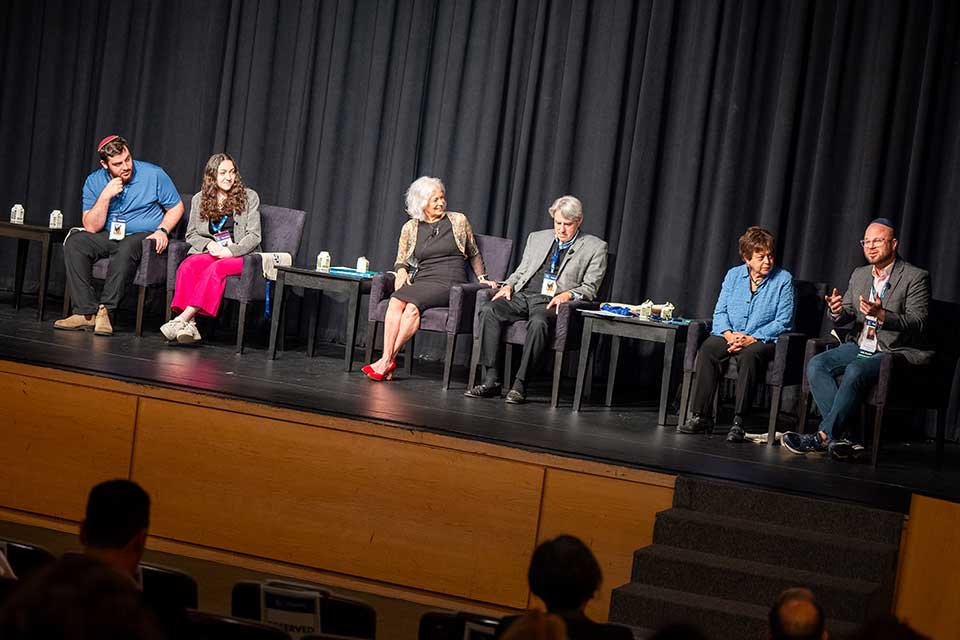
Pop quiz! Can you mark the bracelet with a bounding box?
[156,226,169,236]
[477,274,488,280]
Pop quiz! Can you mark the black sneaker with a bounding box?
[726,425,746,443]
[464,383,501,399]
[782,431,827,455]
[678,414,714,434]
[829,439,867,462]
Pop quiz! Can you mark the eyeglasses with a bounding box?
[859,238,889,248]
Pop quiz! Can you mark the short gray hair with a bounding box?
[549,195,583,222]
[405,176,445,220]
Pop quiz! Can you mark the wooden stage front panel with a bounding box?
[0,360,675,618]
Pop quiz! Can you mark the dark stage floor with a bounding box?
[2,298,958,514]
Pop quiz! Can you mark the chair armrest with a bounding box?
[447,282,488,334]
[165,241,190,290]
[473,287,497,338]
[232,254,266,303]
[134,238,169,287]
[800,338,838,392]
[683,320,713,372]
[367,272,396,321]
[769,332,808,386]
[553,299,598,351]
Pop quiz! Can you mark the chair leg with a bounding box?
[767,385,782,446]
[165,290,174,322]
[62,286,71,317]
[135,286,146,337]
[404,335,415,377]
[678,372,693,427]
[364,321,377,364]
[936,407,946,471]
[468,338,481,389]
[712,387,720,421]
[504,344,513,394]
[871,405,884,467]
[551,351,563,408]
[236,302,247,354]
[798,391,810,435]
[442,334,456,390]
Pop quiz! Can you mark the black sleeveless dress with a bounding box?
[391,216,467,311]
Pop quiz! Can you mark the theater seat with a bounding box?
[232,579,376,639]
[188,610,292,640]
[0,537,55,579]
[140,562,199,610]
[418,611,500,640]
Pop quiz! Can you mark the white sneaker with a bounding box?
[160,319,186,341]
[176,321,201,344]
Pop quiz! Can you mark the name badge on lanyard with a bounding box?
[212,217,232,247]
[857,281,888,358]
[541,244,562,296]
[108,217,127,240]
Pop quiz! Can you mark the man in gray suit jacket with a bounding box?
[465,196,607,404]
[782,218,932,461]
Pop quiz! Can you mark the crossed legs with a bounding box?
[369,297,421,375]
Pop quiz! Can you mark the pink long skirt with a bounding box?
[170,253,244,317]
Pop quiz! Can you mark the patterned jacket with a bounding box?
[393,211,483,273]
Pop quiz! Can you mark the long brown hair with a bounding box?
[199,153,247,221]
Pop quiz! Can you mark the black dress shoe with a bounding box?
[726,425,745,443]
[505,389,526,404]
[464,383,501,399]
[678,413,714,434]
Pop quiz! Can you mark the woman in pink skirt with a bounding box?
[161,153,261,343]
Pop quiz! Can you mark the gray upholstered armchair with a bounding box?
[165,204,306,353]
[467,252,616,408]
[62,192,192,336]
[364,233,513,389]
[678,279,827,444]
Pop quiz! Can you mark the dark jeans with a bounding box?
[807,342,883,439]
[63,230,148,315]
[478,290,551,385]
[690,334,776,418]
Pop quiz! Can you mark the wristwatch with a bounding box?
[156,226,169,236]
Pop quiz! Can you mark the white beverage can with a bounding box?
[316,251,331,272]
[49,209,63,229]
[356,256,369,273]
[10,204,24,224]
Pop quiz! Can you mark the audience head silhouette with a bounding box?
[528,535,602,613]
[80,479,151,579]
[499,610,567,640]
[769,588,826,640]
[0,552,164,640]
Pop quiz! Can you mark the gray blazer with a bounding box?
[835,258,933,365]
[185,189,262,257]
[505,229,608,301]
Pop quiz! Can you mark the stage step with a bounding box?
[631,544,884,622]
[610,583,860,640]
[652,508,897,584]
[608,476,903,638]
[673,476,903,544]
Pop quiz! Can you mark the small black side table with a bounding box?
[0,221,69,321]
[572,309,689,426]
[268,266,373,371]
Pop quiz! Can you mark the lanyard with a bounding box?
[871,280,889,302]
[550,235,577,274]
[211,216,228,233]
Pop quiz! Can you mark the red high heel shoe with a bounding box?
[362,361,397,381]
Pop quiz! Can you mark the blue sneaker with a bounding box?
[782,431,827,455]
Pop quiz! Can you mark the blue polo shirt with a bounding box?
[82,160,180,234]
[711,264,795,343]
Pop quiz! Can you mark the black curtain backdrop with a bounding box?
[1,0,958,339]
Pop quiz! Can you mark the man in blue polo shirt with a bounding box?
[55,135,183,335]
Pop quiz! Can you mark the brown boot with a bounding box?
[94,305,113,336]
[54,313,96,331]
